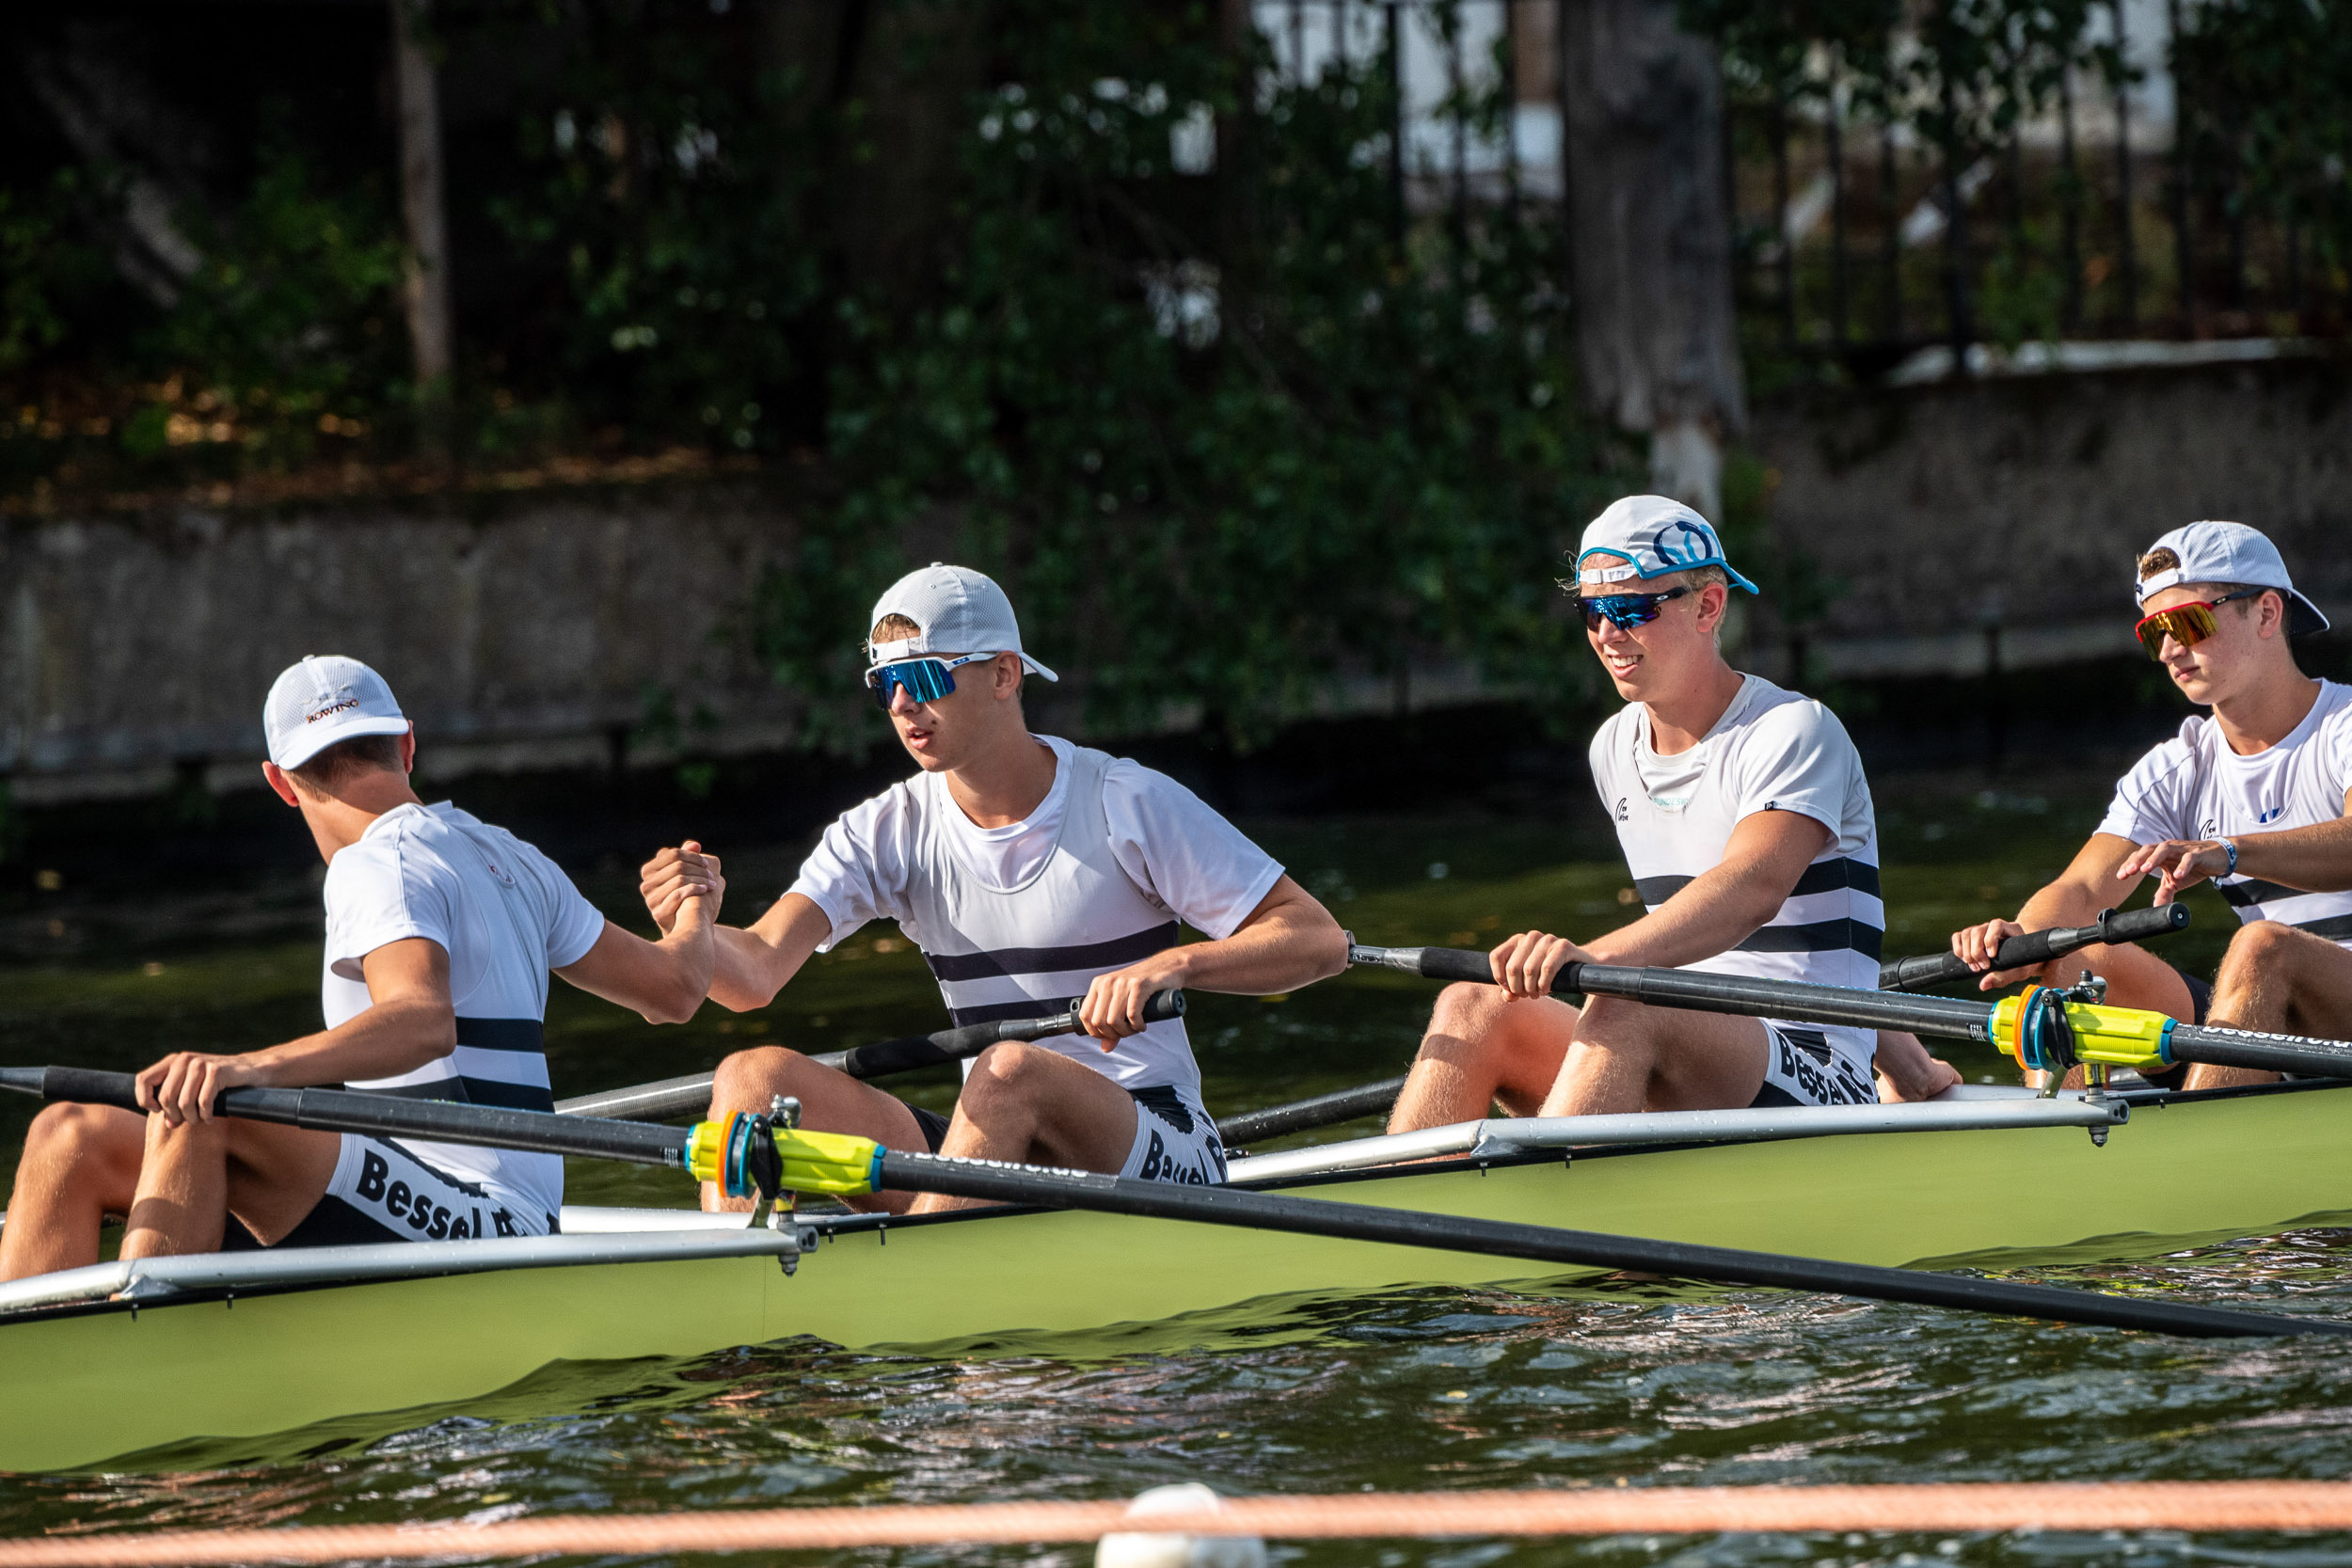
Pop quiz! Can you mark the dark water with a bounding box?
[5,796,2350,1562]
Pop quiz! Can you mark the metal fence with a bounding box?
[1253,0,2346,382]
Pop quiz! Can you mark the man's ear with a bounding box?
[1694,581,1730,633]
[262,762,302,808]
[995,652,1025,701]
[2259,590,2288,640]
[399,723,418,774]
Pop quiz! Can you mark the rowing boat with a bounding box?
[3,1074,2347,1474]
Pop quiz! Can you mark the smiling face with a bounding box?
[870,616,1027,774]
[1578,564,1732,705]
[2138,580,2292,707]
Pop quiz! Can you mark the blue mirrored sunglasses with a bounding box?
[863,652,994,711]
[1578,587,1692,631]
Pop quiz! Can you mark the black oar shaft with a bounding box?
[1355,946,1995,1040]
[554,991,1186,1121]
[2168,1022,2352,1077]
[1878,904,2190,992]
[1358,944,2352,1084]
[872,1149,2344,1339]
[1216,1077,1407,1145]
[1,1067,689,1167]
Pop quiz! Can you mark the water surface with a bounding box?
[3,795,2344,1564]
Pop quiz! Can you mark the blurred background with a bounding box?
[1,0,2348,937]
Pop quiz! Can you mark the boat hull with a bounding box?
[4,1083,2347,1473]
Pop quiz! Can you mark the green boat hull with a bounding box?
[5,1083,2348,1473]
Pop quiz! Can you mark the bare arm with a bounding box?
[2114,791,2352,901]
[1076,875,1351,1041]
[136,938,459,1124]
[554,889,716,1025]
[1488,810,1834,998]
[1950,833,2143,989]
[1873,1030,1962,1102]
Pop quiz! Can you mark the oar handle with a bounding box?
[553,991,1190,1121]
[1877,904,2191,992]
[814,989,1186,1078]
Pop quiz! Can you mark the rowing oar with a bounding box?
[1224,911,2196,1147]
[554,990,1186,1121]
[1349,943,2352,1084]
[2,1068,2340,1339]
[1878,903,2189,991]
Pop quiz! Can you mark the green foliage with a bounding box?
[2174,0,2352,269]
[489,11,822,453]
[767,0,1626,748]
[0,172,102,372]
[150,129,406,467]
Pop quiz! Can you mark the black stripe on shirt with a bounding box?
[1790,858,1883,897]
[925,921,1182,983]
[1734,918,1885,961]
[1634,875,1694,906]
[1637,858,1881,909]
[453,1017,547,1052]
[2219,878,2310,910]
[2291,913,2352,941]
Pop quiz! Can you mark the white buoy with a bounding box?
[1095,1482,1268,1568]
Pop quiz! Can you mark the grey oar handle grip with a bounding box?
[554,990,1187,1121]
[1877,904,2190,992]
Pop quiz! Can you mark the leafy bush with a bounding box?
[760,0,1628,747]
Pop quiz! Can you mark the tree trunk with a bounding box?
[1557,0,1743,521]
[390,0,453,467]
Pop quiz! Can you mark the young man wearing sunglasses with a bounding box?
[638,564,1350,1213]
[1950,521,2352,1085]
[1388,496,1957,1131]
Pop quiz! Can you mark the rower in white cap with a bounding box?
[1951,521,2352,1084]
[1385,496,1958,1130]
[0,657,722,1281]
[636,563,1350,1213]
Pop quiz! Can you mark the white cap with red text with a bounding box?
[866,563,1059,680]
[2135,520,2329,635]
[263,656,411,770]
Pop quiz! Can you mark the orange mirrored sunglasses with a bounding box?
[2133,587,2265,659]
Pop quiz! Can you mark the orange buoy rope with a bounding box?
[9,1482,2352,1565]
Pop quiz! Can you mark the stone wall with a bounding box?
[1754,355,2352,676]
[8,355,2350,803]
[1,488,800,802]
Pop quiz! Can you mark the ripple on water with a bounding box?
[9,1244,2352,1567]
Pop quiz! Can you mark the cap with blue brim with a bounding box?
[1573,495,1758,594]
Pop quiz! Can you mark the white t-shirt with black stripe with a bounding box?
[2095,679,2352,946]
[321,801,606,1226]
[1588,674,1884,1079]
[787,736,1285,1099]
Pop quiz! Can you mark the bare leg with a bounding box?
[703,1046,935,1215]
[1543,997,1769,1117]
[0,1103,144,1280]
[2191,922,2352,1090]
[911,1042,1140,1215]
[121,1116,339,1260]
[1387,983,1581,1132]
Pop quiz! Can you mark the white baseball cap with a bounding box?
[262,656,410,770]
[1574,495,1758,594]
[866,563,1059,681]
[2135,521,2329,635]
